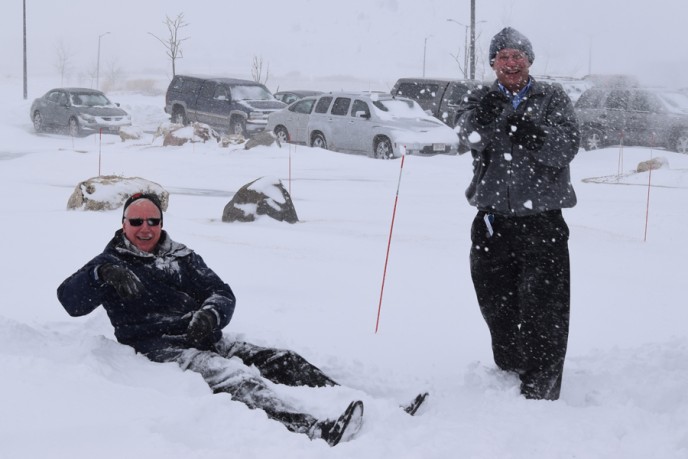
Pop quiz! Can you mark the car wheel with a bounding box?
[311,132,327,149]
[230,117,247,137]
[68,117,80,137]
[674,129,688,153]
[172,107,188,125]
[374,137,394,159]
[274,126,290,143]
[581,126,605,151]
[32,111,43,132]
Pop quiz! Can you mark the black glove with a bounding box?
[187,309,217,347]
[475,91,509,125]
[507,113,547,150]
[98,263,144,300]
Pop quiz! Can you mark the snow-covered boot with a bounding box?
[309,400,364,446]
[401,392,429,416]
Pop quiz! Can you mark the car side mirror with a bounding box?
[355,111,370,119]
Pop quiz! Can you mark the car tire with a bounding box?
[68,117,80,137]
[32,111,43,132]
[274,126,290,143]
[581,126,605,151]
[374,137,394,159]
[230,117,247,137]
[172,107,188,125]
[311,132,327,150]
[673,129,688,153]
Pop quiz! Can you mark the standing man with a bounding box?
[456,27,580,400]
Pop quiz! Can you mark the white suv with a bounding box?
[266,91,460,159]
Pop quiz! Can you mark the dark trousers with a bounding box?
[470,210,570,400]
[146,338,337,434]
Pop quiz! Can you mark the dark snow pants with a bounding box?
[470,209,570,400]
[145,338,337,433]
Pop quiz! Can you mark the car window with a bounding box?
[212,85,229,101]
[605,90,630,110]
[630,91,662,113]
[290,98,316,114]
[447,84,471,105]
[182,78,202,94]
[47,91,61,103]
[331,98,351,116]
[314,96,333,113]
[171,77,185,91]
[396,82,440,100]
[575,89,605,109]
[351,100,370,118]
[57,92,69,105]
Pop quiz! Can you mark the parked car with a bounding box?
[266,91,461,159]
[274,90,323,105]
[575,86,688,152]
[164,75,286,137]
[30,88,131,136]
[390,77,483,127]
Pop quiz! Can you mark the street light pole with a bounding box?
[96,32,110,90]
[423,36,430,77]
[469,0,476,79]
[23,0,27,99]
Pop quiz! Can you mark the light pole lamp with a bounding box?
[96,32,110,90]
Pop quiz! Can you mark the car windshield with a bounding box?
[372,97,431,120]
[71,92,111,107]
[231,85,274,101]
[656,91,688,115]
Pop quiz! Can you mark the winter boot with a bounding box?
[309,400,364,446]
[401,392,429,416]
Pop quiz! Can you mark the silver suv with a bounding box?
[575,86,688,152]
[266,91,460,159]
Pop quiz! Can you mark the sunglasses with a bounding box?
[126,218,161,227]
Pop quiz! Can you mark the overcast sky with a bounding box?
[4,0,687,91]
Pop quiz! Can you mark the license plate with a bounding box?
[432,143,445,151]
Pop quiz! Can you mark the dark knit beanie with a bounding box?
[122,192,164,224]
[489,27,535,65]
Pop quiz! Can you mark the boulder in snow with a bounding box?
[67,175,169,212]
[222,176,298,223]
[636,156,668,173]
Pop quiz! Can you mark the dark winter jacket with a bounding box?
[456,78,579,216]
[57,229,235,354]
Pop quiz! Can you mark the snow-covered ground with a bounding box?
[1,77,687,459]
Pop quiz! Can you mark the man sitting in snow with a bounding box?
[57,193,425,446]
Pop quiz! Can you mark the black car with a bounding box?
[30,88,131,136]
[164,75,286,137]
[575,86,688,152]
[390,78,483,127]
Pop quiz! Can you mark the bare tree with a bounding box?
[251,55,270,85]
[54,40,75,86]
[149,13,189,77]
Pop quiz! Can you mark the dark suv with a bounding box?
[164,75,286,136]
[390,78,483,127]
[575,86,688,152]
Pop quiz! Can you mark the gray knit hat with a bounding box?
[489,27,535,65]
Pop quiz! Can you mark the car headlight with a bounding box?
[79,113,95,122]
